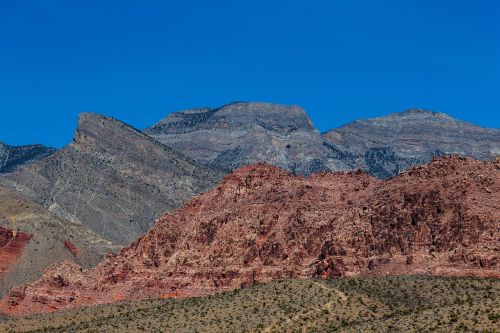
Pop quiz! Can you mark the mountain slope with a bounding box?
[0,187,116,297]
[0,142,55,173]
[323,108,500,178]
[145,102,335,175]
[0,113,224,244]
[2,156,498,316]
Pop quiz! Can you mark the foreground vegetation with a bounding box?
[2,276,499,332]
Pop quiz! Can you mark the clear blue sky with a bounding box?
[1,0,498,148]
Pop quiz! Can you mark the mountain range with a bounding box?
[146,102,499,178]
[0,101,498,318]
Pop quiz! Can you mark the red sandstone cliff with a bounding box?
[2,156,499,316]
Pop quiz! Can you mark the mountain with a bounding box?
[0,142,55,173]
[2,156,497,316]
[323,108,500,178]
[146,103,499,178]
[144,102,334,175]
[0,186,116,297]
[0,113,224,245]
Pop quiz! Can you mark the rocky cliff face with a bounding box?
[0,113,224,245]
[0,142,55,173]
[3,156,497,316]
[0,187,116,297]
[145,102,334,175]
[323,109,500,178]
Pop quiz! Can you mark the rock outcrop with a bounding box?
[0,187,116,297]
[323,108,500,178]
[0,113,224,244]
[0,228,32,277]
[2,156,498,316]
[0,142,55,173]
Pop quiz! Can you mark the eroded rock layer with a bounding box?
[2,156,499,316]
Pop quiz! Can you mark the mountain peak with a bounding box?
[144,102,324,175]
[73,112,146,149]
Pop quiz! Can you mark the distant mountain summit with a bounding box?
[0,113,223,244]
[322,108,500,178]
[0,142,55,173]
[145,102,332,175]
[146,103,499,178]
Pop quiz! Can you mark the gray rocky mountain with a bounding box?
[0,142,55,173]
[145,103,499,178]
[322,108,500,178]
[0,186,117,297]
[0,113,223,245]
[144,102,335,175]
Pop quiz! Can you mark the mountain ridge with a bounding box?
[0,142,55,173]
[0,112,224,245]
[145,102,499,178]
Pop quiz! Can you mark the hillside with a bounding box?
[1,276,498,332]
[0,187,116,297]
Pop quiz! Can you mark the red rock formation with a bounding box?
[0,228,32,276]
[63,240,78,257]
[1,156,498,316]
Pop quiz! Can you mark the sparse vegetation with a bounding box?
[1,276,498,332]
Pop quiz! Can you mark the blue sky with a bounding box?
[0,0,498,147]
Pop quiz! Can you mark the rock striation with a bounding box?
[2,156,498,316]
[0,142,55,173]
[0,187,116,297]
[322,108,500,178]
